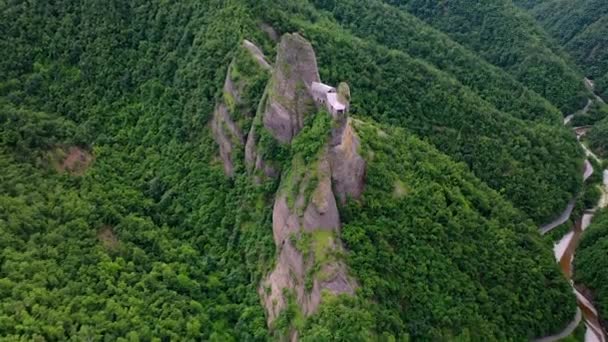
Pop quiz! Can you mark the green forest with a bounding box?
[0,0,604,340]
[574,209,608,329]
[514,0,608,99]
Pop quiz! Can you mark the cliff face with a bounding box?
[211,39,271,177]
[212,32,366,333]
[263,33,320,143]
[253,34,365,329]
[245,33,322,179]
[260,152,357,324]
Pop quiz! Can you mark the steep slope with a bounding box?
[301,119,575,340]
[255,0,583,224]
[211,39,271,177]
[381,0,589,113]
[514,0,608,100]
[588,117,608,158]
[309,0,564,124]
[0,1,277,340]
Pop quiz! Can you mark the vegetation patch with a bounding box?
[97,225,119,251]
[48,146,93,176]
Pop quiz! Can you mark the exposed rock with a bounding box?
[251,33,363,333]
[97,225,119,251]
[260,23,279,42]
[260,155,356,325]
[329,118,366,203]
[47,146,94,176]
[262,33,320,143]
[245,33,321,178]
[211,103,243,177]
[243,39,272,70]
[211,40,270,177]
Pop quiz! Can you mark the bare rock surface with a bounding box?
[243,39,272,70]
[329,118,366,203]
[260,155,356,325]
[260,23,279,42]
[262,33,320,143]
[211,40,270,177]
[211,103,240,176]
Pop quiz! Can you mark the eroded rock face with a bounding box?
[243,39,272,70]
[249,33,366,334]
[244,121,279,181]
[260,156,356,324]
[263,33,320,143]
[211,103,243,177]
[211,40,270,177]
[329,118,366,204]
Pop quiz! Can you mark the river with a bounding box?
[537,82,607,341]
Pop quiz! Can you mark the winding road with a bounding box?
[536,80,607,342]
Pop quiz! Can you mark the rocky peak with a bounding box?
[262,33,321,143]
[254,34,367,334]
[216,32,366,334]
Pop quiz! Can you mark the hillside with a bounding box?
[0,0,583,340]
[309,0,563,124]
[514,0,608,100]
[256,0,583,225]
[574,209,608,331]
[380,0,590,114]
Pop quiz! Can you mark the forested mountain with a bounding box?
[0,0,589,340]
[514,0,608,161]
[514,0,608,100]
[380,0,590,114]
[259,0,582,226]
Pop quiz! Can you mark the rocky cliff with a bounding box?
[245,33,322,180]
[260,149,357,324]
[211,39,270,177]
[212,32,366,334]
[254,34,365,330]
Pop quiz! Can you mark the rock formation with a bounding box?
[211,39,270,177]
[260,152,357,324]
[329,117,366,204]
[253,33,366,330]
[245,33,321,179]
[262,33,320,143]
[212,32,367,333]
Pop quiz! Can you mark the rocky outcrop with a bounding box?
[211,103,244,176]
[245,33,322,179]
[244,115,279,180]
[329,118,366,204]
[242,32,366,331]
[260,154,356,324]
[262,33,320,143]
[211,40,271,177]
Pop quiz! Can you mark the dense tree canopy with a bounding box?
[0,0,584,340]
[514,0,608,100]
[574,209,608,329]
[382,0,590,114]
